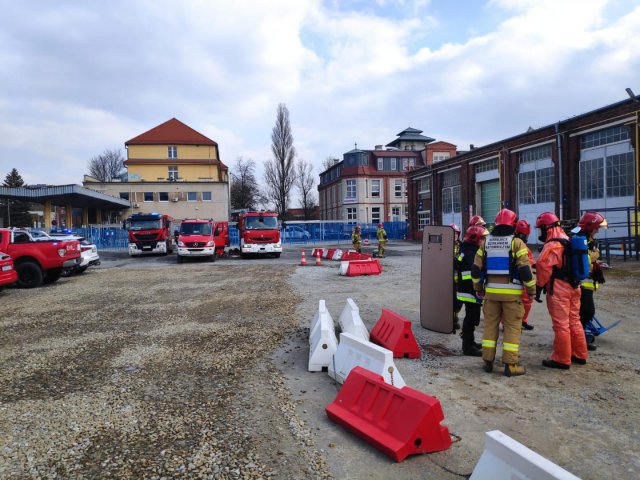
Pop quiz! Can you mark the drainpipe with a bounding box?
[555,122,564,220]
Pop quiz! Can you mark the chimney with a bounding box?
[375,145,383,150]
[470,144,475,150]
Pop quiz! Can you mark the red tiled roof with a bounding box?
[126,118,218,146]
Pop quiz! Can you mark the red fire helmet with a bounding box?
[494,209,517,227]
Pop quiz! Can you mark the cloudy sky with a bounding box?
[1,0,639,189]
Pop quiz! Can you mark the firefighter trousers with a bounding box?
[547,280,587,365]
[482,299,524,365]
[462,302,481,348]
[579,288,595,327]
[378,241,386,257]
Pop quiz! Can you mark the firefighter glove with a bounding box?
[535,285,544,303]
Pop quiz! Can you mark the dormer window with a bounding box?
[168,146,178,158]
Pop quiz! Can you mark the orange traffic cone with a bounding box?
[300,250,307,266]
[315,252,322,266]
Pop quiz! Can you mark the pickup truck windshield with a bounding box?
[244,216,278,230]
[180,223,212,235]
[130,220,162,231]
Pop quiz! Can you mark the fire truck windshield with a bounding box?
[130,219,162,231]
[180,223,212,235]
[245,216,278,230]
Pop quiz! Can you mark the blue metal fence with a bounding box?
[36,221,408,250]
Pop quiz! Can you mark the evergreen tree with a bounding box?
[2,168,33,227]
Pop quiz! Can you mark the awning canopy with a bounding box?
[0,185,130,210]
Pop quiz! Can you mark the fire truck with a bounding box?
[238,211,281,258]
[123,213,175,256]
[176,219,216,262]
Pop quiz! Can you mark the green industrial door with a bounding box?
[480,180,500,224]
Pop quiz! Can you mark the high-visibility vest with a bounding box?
[485,234,513,275]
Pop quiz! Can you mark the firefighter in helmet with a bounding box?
[514,219,535,331]
[376,223,388,258]
[572,211,608,351]
[469,215,486,227]
[451,223,462,330]
[535,212,588,369]
[456,225,489,356]
[351,225,362,253]
[471,209,536,376]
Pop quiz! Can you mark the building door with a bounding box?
[480,180,500,225]
[579,138,635,238]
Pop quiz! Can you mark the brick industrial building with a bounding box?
[407,94,640,242]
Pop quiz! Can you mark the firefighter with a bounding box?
[515,219,535,331]
[471,209,536,376]
[456,225,489,356]
[351,225,362,253]
[376,223,388,258]
[469,215,486,227]
[451,224,462,330]
[535,212,588,369]
[572,211,608,351]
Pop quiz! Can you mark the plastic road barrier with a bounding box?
[309,300,338,371]
[312,248,323,258]
[332,249,343,260]
[370,308,421,358]
[328,333,406,388]
[338,298,369,341]
[344,259,382,276]
[325,248,337,259]
[325,366,451,462]
[470,430,581,480]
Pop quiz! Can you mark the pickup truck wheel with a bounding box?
[43,268,63,284]
[76,266,88,274]
[16,261,44,288]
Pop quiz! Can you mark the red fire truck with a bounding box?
[238,211,281,258]
[176,219,216,262]
[123,213,175,256]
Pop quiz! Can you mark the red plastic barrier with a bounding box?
[346,259,382,276]
[341,252,372,261]
[325,366,451,462]
[325,248,337,259]
[312,248,324,258]
[370,309,421,358]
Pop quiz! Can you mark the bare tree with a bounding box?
[88,148,125,182]
[230,157,265,211]
[264,103,296,220]
[321,156,340,171]
[295,159,317,220]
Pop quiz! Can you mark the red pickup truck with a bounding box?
[0,228,81,288]
[0,252,18,291]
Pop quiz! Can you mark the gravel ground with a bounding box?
[1,243,639,479]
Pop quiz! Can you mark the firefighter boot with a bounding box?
[504,363,526,377]
[483,360,494,373]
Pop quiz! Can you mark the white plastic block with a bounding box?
[332,249,343,260]
[340,261,350,276]
[308,300,338,372]
[338,298,369,341]
[470,430,581,480]
[328,332,405,388]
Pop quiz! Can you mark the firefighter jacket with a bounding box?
[456,241,481,304]
[536,226,572,290]
[377,227,387,243]
[582,235,602,291]
[471,227,536,301]
[352,231,362,245]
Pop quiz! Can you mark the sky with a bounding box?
[1,0,640,193]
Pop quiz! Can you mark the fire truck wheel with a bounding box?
[209,254,216,262]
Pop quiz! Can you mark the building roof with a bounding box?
[126,118,218,146]
[0,185,130,209]
[386,127,435,147]
[373,151,421,157]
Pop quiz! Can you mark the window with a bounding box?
[404,180,408,197]
[580,158,604,200]
[409,158,415,168]
[418,211,431,230]
[371,207,381,224]
[119,192,129,200]
[519,144,552,164]
[187,191,197,202]
[607,152,634,197]
[202,191,212,201]
[518,171,536,205]
[442,185,461,213]
[392,207,400,220]
[403,159,409,171]
[168,146,177,158]
[536,167,555,203]
[433,152,450,163]
[475,158,499,173]
[581,125,630,149]
[159,192,169,202]
[144,192,154,202]
[377,158,383,170]
[390,158,397,170]
[347,207,357,220]
[417,177,430,196]
[168,165,178,180]
[394,180,403,198]
[371,180,381,198]
[346,179,356,198]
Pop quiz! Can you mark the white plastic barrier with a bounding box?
[338,298,369,341]
[332,249,343,260]
[308,300,338,372]
[340,261,350,276]
[470,430,581,480]
[328,332,406,388]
